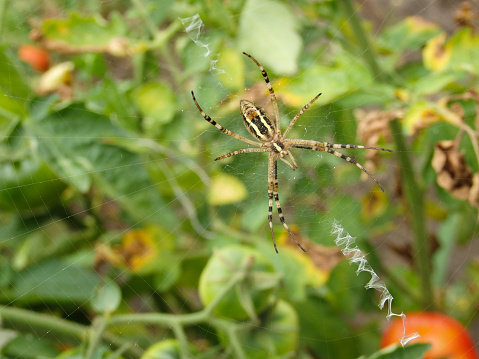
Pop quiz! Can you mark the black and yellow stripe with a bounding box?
[289,139,392,152]
[240,100,275,141]
[192,53,393,254]
[214,148,268,161]
[243,52,276,102]
[243,52,281,134]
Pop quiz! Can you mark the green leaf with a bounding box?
[86,77,138,133]
[238,0,301,75]
[91,279,122,313]
[423,28,479,74]
[377,16,440,69]
[13,260,99,303]
[362,343,430,359]
[0,47,31,139]
[133,82,177,132]
[28,103,176,226]
[0,47,32,101]
[208,173,248,205]
[216,48,244,91]
[297,296,359,358]
[445,28,479,74]
[2,334,59,359]
[328,260,364,316]
[0,95,24,140]
[42,12,126,47]
[408,71,458,97]
[154,264,181,292]
[275,52,372,107]
[259,241,313,302]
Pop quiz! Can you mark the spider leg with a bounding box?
[288,139,392,153]
[324,148,385,191]
[243,52,281,135]
[268,154,306,253]
[215,148,268,161]
[191,91,262,147]
[279,156,296,171]
[288,140,387,192]
[326,143,392,152]
[267,184,278,253]
[283,92,322,137]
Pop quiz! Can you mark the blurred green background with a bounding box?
[0,0,478,358]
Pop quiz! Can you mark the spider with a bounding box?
[191,52,392,253]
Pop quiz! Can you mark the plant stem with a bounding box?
[108,257,253,357]
[389,118,434,308]
[337,0,384,81]
[109,262,248,326]
[0,306,143,358]
[85,316,108,359]
[171,323,192,358]
[0,306,85,343]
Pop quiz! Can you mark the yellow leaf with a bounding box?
[121,228,158,273]
[403,100,462,135]
[208,173,247,205]
[361,186,388,221]
[216,49,244,91]
[423,32,452,71]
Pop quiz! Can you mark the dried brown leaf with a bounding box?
[431,140,474,201]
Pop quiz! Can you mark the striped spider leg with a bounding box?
[191,52,392,253]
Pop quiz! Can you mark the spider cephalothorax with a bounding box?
[191,52,392,253]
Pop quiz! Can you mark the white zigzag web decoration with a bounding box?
[331,220,420,347]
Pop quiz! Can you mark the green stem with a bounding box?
[211,319,248,359]
[107,258,253,357]
[171,323,192,358]
[85,316,108,359]
[0,306,143,358]
[0,306,86,343]
[389,118,433,308]
[337,0,384,81]
[109,262,249,327]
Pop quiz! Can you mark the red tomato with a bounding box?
[18,45,50,72]
[381,312,479,359]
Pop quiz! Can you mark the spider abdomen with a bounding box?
[240,100,275,142]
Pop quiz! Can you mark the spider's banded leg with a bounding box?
[215,148,269,161]
[267,186,278,254]
[243,52,281,135]
[279,156,296,171]
[283,93,322,137]
[288,139,392,153]
[269,154,306,253]
[267,154,278,253]
[288,141,387,191]
[191,91,262,147]
[326,143,392,152]
[324,148,385,192]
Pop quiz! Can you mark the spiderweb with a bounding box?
[0,1,478,359]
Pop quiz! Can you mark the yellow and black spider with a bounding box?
[191,52,392,253]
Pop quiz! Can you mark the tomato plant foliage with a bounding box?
[1,1,479,359]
